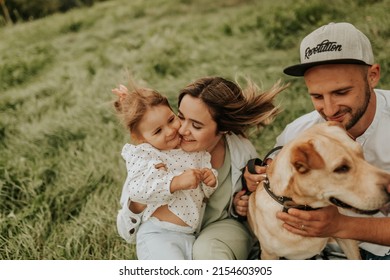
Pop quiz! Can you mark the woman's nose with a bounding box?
[178,122,189,135]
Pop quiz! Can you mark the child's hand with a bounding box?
[154,162,167,171]
[201,168,217,188]
[170,169,202,192]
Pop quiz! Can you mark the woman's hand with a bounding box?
[233,190,250,217]
[201,168,217,188]
[233,160,270,217]
[243,165,268,192]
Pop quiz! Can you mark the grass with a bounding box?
[0,0,389,260]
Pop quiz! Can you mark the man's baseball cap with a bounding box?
[283,22,374,76]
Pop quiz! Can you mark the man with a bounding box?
[239,22,390,259]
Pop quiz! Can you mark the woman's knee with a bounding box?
[193,237,235,259]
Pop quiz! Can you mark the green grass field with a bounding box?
[1,0,389,259]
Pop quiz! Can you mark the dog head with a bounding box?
[268,121,390,213]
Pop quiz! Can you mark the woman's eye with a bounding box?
[192,123,201,129]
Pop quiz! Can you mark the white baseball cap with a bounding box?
[283,22,374,76]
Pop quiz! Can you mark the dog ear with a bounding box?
[291,141,324,173]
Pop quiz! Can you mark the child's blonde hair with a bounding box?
[112,83,171,139]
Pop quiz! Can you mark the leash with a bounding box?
[247,146,283,174]
[242,146,283,195]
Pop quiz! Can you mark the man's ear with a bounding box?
[368,64,381,88]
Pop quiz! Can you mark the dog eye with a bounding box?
[334,164,350,173]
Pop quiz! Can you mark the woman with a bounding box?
[176,76,288,259]
[116,76,287,259]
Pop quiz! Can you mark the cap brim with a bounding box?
[283,59,370,77]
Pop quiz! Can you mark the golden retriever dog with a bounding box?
[248,121,390,260]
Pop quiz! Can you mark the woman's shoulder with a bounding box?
[225,133,258,162]
[225,133,253,148]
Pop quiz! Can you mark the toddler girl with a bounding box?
[113,84,217,259]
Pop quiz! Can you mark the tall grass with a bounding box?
[0,0,389,259]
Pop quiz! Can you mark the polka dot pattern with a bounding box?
[121,143,218,230]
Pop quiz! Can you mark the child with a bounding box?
[113,84,217,260]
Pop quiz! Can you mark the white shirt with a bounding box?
[120,143,217,231]
[275,89,390,256]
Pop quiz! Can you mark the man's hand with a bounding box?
[276,205,343,237]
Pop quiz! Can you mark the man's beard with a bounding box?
[321,81,371,130]
[344,82,371,130]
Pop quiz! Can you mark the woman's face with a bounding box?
[178,95,223,153]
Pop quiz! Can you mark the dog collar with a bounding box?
[263,178,320,213]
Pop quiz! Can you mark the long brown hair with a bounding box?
[178,76,288,137]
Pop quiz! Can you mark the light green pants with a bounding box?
[192,218,255,260]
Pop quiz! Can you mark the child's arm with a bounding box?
[123,145,174,204]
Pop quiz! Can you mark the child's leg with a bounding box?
[136,218,195,260]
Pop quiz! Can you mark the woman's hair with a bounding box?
[113,83,171,137]
[178,76,288,137]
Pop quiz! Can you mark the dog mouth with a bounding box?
[329,197,380,215]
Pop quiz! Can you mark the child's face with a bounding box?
[136,105,181,150]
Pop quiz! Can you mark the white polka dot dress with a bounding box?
[121,143,218,231]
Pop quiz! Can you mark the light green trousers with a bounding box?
[192,218,255,260]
